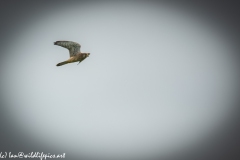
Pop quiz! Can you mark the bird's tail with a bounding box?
[56,61,68,66]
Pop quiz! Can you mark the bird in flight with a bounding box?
[54,41,90,66]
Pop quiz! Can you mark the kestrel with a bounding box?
[54,41,90,66]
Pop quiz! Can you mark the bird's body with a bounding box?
[54,41,90,66]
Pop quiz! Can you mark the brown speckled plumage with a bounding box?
[54,41,90,66]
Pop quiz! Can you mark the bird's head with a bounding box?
[82,53,90,59]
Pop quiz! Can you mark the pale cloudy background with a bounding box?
[0,1,240,160]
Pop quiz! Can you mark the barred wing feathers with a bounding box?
[54,41,81,57]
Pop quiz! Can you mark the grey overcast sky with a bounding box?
[0,1,240,160]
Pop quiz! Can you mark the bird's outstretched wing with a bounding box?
[54,41,81,57]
